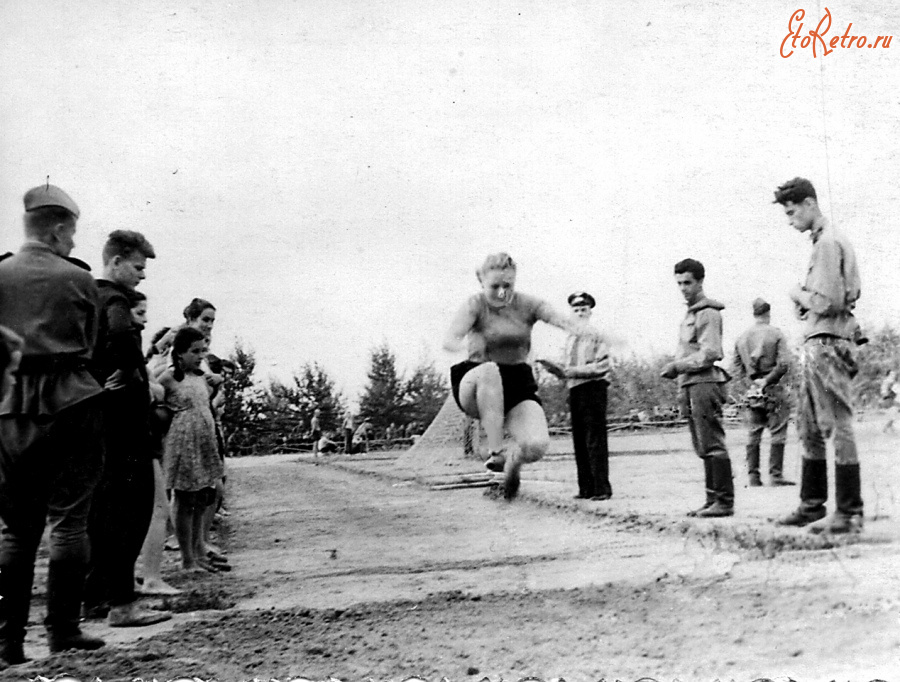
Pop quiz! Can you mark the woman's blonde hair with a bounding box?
[477,252,516,280]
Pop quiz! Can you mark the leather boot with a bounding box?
[768,443,795,486]
[0,563,35,666]
[696,457,734,517]
[687,457,715,516]
[44,560,105,653]
[777,459,827,526]
[809,464,863,535]
[746,441,762,486]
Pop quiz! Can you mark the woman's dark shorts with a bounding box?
[451,361,542,415]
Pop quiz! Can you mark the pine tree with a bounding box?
[358,343,408,432]
[403,359,448,430]
[290,362,344,433]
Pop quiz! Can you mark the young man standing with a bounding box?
[660,259,734,517]
[731,298,794,487]
[539,291,612,500]
[773,177,863,534]
[0,185,106,663]
[83,230,170,627]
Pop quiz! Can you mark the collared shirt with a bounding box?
[562,323,610,390]
[673,295,729,387]
[0,241,102,415]
[731,321,790,385]
[800,216,861,340]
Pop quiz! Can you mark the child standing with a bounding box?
[159,327,225,573]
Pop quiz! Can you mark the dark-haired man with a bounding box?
[83,230,170,627]
[731,298,794,487]
[660,259,734,517]
[773,177,863,534]
[0,186,106,663]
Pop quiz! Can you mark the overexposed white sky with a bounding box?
[2,0,898,403]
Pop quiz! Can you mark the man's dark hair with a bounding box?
[773,177,817,205]
[102,230,156,265]
[674,258,705,281]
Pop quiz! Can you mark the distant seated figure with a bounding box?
[317,431,339,454]
[351,419,372,454]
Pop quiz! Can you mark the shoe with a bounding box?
[776,506,826,527]
[136,579,181,597]
[590,494,612,501]
[694,501,734,518]
[748,474,763,487]
[573,494,590,500]
[770,476,796,486]
[0,641,28,666]
[484,451,506,472]
[808,512,863,535]
[47,630,105,653]
[108,604,172,628]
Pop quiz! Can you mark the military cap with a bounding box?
[23,184,80,218]
[752,298,770,316]
[567,291,596,308]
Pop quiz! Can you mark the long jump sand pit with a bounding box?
[6,416,899,681]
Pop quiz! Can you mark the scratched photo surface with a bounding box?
[1,0,898,680]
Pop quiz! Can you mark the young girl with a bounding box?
[159,327,225,573]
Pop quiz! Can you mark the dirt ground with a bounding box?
[3,416,900,682]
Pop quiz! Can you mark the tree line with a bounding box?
[220,324,900,455]
[220,342,448,455]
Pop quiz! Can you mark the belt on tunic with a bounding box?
[805,334,849,346]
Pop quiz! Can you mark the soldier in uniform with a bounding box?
[773,177,863,534]
[660,258,734,517]
[731,298,794,486]
[0,185,106,664]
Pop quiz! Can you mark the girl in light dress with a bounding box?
[158,327,225,573]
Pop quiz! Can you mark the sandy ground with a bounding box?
[2,415,899,681]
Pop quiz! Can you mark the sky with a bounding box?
[2,0,899,405]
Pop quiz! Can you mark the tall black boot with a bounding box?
[809,464,863,535]
[696,457,734,517]
[0,562,35,666]
[44,560,105,653]
[746,441,762,486]
[768,443,795,485]
[687,458,715,517]
[777,459,827,526]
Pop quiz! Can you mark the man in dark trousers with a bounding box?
[773,177,863,534]
[539,291,612,500]
[660,259,734,517]
[82,230,171,627]
[731,298,794,486]
[0,185,106,664]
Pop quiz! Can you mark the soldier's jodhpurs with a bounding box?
[680,382,729,461]
[797,337,859,466]
[745,386,789,478]
[0,398,103,644]
[796,337,863,517]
